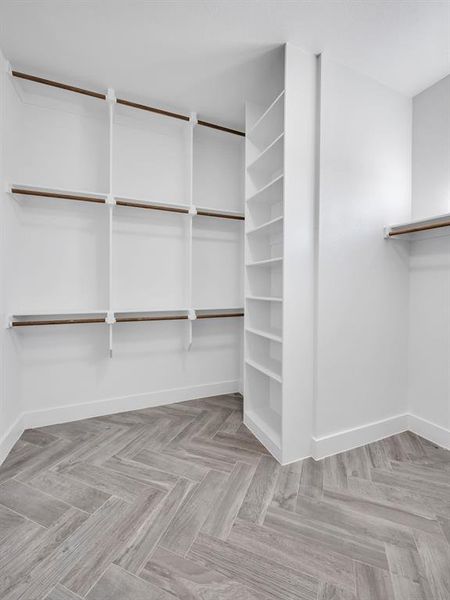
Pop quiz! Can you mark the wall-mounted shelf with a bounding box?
[246,257,283,267]
[8,65,245,369]
[246,295,283,302]
[10,184,108,205]
[246,215,283,236]
[9,308,244,328]
[245,358,282,383]
[247,174,283,203]
[245,326,282,343]
[10,185,245,221]
[247,132,284,175]
[12,70,245,137]
[385,213,450,240]
[247,91,285,150]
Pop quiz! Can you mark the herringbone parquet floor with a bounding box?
[0,394,449,600]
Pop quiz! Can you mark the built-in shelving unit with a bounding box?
[244,44,317,464]
[385,213,450,240]
[245,85,285,459]
[7,69,245,356]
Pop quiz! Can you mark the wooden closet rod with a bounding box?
[196,209,244,221]
[389,219,450,237]
[116,98,189,122]
[115,199,189,214]
[12,318,105,327]
[11,70,245,137]
[116,315,189,323]
[12,71,106,100]
[197,312,244,319]
[11,187,106,204]
[197,119,246,137]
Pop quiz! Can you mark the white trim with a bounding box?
[312,413,409,460]
[244,412,282,463]
[0,380,240,466]
[0,414,25,466]
[2,405,448,468]
[408,414,450,450]
[22,380,240,429]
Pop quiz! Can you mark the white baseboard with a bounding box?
[408,413,450,450]
[312,413,409,460]
[244,412,282,463]
[0,414,25,466]
[2,395,448,469]
[22,380,240,429]
[0,380,240,466]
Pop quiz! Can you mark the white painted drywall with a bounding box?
[3,68,244,432]
[315,56,412,451]
[0,51,22,463]
[408,76,450,446]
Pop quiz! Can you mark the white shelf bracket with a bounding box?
[189,111,197,127]
[106,88,116,105]
[384,226,392,240]
[5,315,13,329]
[188,206,197,216]
[106,312,116,359]
[106,194,116,206]
[185,309,197,351]
[106,311,116,325]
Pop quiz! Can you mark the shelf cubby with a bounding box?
[247,90,285,152]
[246,329,282,381]
[244,363,282,454]
[246,133,284,191]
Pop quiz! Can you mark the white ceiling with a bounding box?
[0,1,448,128]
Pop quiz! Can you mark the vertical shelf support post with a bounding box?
[185,111,197,350]
[106,88,116,357]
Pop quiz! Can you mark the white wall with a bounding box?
[2,67,244,439]
[0,51,22,463]
[408,76,450,448]
[314,56,412,457]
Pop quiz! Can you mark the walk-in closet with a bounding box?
[0,3,449,600]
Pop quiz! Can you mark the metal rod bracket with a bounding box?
[188,309,197,321]
[106,194,116,206]
[106,88,116,104]
[189,206,197,215]
[106,311,116,325]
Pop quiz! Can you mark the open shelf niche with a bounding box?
[244,44,317,464]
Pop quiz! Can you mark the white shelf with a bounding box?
[247,216,283,236]
[246,257,283,267]
[247,133,284,174]
[114,193,190,212]
[246,174,283,203]
[247,91,285,151]
[385,213,450,240]
[246,326,282,343]
[10,183,108,202]
[248,90,285,137]
[246,295,282,302]
[11,309,108,317]
[113,307,190,314]
[245,358,282,383]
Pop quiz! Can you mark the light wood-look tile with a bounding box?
[0,394,448,600]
